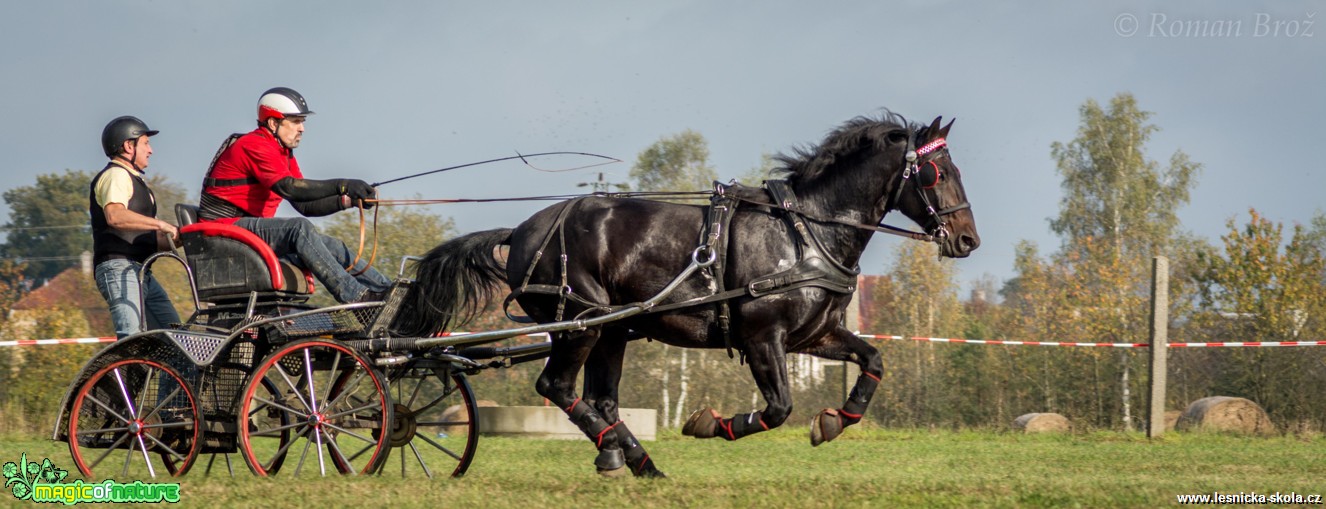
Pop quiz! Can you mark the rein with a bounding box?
[363,188,942,243]
[344,200,380,276]
[341,191,714,276]
[370,191,713,206]
[724,193,940,243]
[349,138,968,275]
[372,151,623,188]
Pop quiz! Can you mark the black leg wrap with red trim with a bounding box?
[564,397,626,471]
[716,411,769,441]
[614,422,664,478]
[841,372,880,426]
[567,398,616,446]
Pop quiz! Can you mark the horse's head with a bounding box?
[889,116,980,258]
[775,112,979,260]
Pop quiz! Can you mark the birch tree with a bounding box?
[1046,93,1201,430]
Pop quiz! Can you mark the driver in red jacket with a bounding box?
[198,87,390,303]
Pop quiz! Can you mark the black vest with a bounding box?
[89,163,158,265]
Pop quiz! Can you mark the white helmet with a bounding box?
[257,87,314,123]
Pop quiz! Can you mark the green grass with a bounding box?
[3,427,1323,508]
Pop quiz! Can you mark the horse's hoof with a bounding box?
[636,467,668,479]
[594,448,626,471]
[682,408,721,438]
[810,408,843,447]
[597,466,630,479]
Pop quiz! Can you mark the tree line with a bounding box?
[2,93,1324,435]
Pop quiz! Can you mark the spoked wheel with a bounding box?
[374,365,479,478]
[234,377,292,474]
[68,358,202,478]
[237,339,392,476]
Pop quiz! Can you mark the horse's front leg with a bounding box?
[682,336,791,441]
[801,327,883,446]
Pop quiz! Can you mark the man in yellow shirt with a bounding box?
[89,116,180,338]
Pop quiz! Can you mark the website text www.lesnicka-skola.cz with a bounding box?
[1176,491,1322,505]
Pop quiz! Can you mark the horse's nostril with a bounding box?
[960,235,980,251]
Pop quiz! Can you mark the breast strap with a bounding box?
[748,180,859,297]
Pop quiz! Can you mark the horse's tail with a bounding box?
[394,228,512,337]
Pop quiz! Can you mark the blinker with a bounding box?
[917,161,941,189]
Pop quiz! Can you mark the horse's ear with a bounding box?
[939,118,955,139]
[927,116,943,139]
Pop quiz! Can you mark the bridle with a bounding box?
[884,130,971,242]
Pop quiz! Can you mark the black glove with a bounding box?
[342,179,377,209]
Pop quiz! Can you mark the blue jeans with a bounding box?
[94,258,181,339]
[234,217,391,303]
[95,259,193,420]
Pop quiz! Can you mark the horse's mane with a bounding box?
[773,111,912,186]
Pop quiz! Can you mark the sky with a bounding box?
[2,1,1322,296]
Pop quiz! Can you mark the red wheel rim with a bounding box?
[238,340,391,476]
[68,358,200,478]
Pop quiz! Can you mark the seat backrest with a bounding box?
[176,203,198,227]
[179,221,313,304]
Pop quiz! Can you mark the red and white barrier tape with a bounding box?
[859,334,1147,347]
[0,337,116,348]
[2,333,1323,349]
[1165,341,1326,348]
[857,334,1326,348]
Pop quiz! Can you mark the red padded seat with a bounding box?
[176,204,314,303]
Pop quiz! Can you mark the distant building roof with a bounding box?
[10,267,112,335]
[855,274,890,334]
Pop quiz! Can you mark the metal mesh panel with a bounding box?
[270,342,358,376]
[264,305,383,339]
[367,279,411,336]
[195,339,259,417]
[276,350,308,378]
[168,331,227,366]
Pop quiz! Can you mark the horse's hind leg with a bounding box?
[583,332,665,478]
[802,327,883,446]
[682,334,792,441]
[534,328,630,475]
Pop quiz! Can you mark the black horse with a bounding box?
[396,113,979,477]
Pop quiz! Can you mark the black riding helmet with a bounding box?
[101,116,159,158]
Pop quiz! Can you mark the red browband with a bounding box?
[915,138,947,157]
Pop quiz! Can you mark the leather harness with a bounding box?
[503,179,861,360]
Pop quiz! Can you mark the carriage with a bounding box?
[52,203,539,478]
[53,113,978,479]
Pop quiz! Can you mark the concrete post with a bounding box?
[1147,256,1169,438]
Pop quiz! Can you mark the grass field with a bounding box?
[2,426,1323,508]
